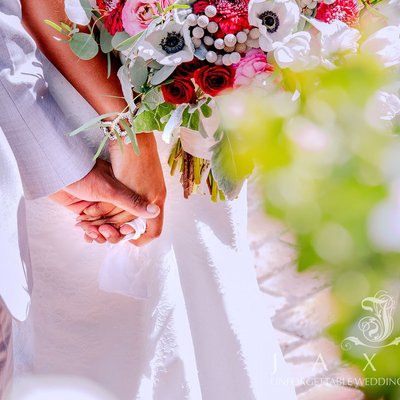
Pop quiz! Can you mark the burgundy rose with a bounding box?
[174,59,207,79]
[97,0,126,35]
[194,65,235,96]
[161,79,197,105]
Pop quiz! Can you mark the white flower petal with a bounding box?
[65,0,91,25]
[361,26,400,68]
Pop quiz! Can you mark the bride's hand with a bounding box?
[79,133,166,246]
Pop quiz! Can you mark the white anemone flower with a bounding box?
[137,21,194,66]
[273,31,320,71]
[305,17,360,66]
[248,0,301,52]
[361,26,400,68]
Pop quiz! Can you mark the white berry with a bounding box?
[187,14,198,26]
[215,54,223,65]
[224,46,235,53]
[206,50,218,63]
[230,52,241,64]
[222,54,232,66]
[246,38,259,48]
[205,5,217,17]
[203,35,214,46]
[236,31,247,44]
[197,15,209,28]
[192,37,202,48]
[224,33,237,47]
[214,38,225,50]
[249,27,260,40]
[235,42,247,53]
[207,21,219,34]
[192,26,205,39]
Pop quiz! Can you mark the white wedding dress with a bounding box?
[12,57,296,400]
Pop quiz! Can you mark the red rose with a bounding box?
[97,0,126,35]
[194,65,234,97]
[161,79,197,105]
[174,59,207,79]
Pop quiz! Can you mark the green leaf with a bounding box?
[68,112,119,136]
[151,65,176,86]
[130,57,148,88]
[210,131,253,200]
[60,22,72,32]
[200,103,212,118]
[163,4,190,13]
[100,24,113,53]
[182,108,200,131]
[156,2,163,14]
[142,88,164,110]
[44,20,64,34]
[93,135,108,160]
[112,31,143,51]
[120,119,140,155]
[69,32,99,60]
[134,102,174,133]
[134,110,160,132]
[106,52,111,78]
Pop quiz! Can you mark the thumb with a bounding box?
[106,180,160,219]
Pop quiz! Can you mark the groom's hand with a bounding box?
[50,159,161,243]
[77,133,166,247]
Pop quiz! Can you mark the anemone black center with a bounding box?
[161,32,185,54]
[259,11,280,33]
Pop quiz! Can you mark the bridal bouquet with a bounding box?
[49,0,399,201]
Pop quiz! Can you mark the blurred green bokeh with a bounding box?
[218,55,400,399]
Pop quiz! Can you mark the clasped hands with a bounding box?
[50,134,166,246]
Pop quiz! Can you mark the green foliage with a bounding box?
[69,32,98,60]
[219,55,400,399]
[134,102,174,132]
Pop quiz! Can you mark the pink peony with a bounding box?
[122,0,173,36]
[233,49,274,87]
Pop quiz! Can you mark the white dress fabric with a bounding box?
[12,61,296,400]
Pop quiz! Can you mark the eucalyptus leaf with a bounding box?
[151,65,176,86]
[100,24,113,53]
[93,136,108,160]
[117,66,137,111]
[112,31,142,51]
[120,120,140,155]
[130,57,148,88]
[68,112,119,136]
[142,89,164,110]
[69,32,98,60]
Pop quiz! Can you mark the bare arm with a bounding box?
[21,0,127,116]
[21,0,166,246]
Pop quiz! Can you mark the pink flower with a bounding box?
[122,0,173,36]
[233,49,274,87]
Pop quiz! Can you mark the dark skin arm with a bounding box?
[21,0,166,245]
